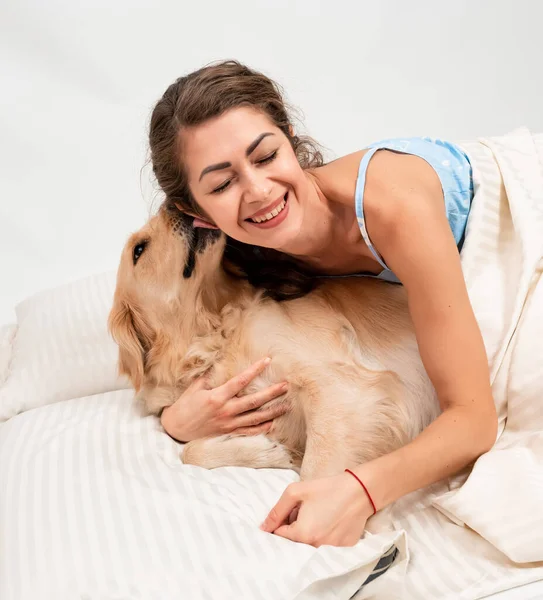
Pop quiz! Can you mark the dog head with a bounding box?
[108,205,223,391]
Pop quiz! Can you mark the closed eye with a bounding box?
[257,149,278,165]
[133,241,148,265]
[212,180,231,195]
[211,150,279,195]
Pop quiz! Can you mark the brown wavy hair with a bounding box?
[148,60,324,301]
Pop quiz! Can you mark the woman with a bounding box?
[148,60,498,547]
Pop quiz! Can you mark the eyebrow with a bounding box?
[198,132,275,181]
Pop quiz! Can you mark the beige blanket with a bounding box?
[360,128,543,599]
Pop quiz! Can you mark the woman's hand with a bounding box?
[161,357,289,442]
[260,471,375,547]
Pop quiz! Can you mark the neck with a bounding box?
[283,171,370,273]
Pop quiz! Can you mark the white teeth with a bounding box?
[250,198,286,223]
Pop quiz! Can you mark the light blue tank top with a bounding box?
[352,137,474,284]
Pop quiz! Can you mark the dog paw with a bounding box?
[262,440,295,470]
[181,434,295,471]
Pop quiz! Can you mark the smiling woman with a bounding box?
[184,116,300,240]
[149,62,326,299]
[146,59,506,549]
[179,106,317,254]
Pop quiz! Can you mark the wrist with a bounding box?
[160,405,189,443]
[341,470,376,521]
[351,451,405,512]
[344,469,377,515]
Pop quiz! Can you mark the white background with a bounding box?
[2,0,543,324]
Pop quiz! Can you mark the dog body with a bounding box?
[109,207,440,480]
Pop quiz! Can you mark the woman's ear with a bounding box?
[174,202,191,215]
[173,203,219,230]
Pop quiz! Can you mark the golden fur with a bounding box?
[108,206,440,480]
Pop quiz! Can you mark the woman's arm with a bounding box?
[261,150,497,545]
[358,148,498,506]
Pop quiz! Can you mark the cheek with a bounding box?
[280,155,306,188]
[197,196,242,232]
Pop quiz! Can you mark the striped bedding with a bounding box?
[0,392,406,599]
[1,129,543,599]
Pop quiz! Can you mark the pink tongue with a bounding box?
[193,217,219,229]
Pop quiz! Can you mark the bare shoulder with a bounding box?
[310,148,443,217]
[308,149,368,207]
[361,150,456,293]
[363,149,444,228]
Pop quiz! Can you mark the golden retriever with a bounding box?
[108,204,440,480]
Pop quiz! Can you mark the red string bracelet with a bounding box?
[345,469,377,515]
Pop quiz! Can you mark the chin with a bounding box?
[276,218,304,252]
[262,225,301,253]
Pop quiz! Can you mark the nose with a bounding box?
[241,170,272,205]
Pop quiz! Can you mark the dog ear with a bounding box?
[108,298,154,391]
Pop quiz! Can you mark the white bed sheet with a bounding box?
[489,581,543,600]
[1,391,541,600]
[0,391,407,600]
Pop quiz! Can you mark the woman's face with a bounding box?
[181,106,311,251]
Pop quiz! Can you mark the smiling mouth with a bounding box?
[245,192,289,224]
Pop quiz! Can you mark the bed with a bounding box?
[1,221,543,599]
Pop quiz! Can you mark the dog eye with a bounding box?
[133,241,147,265]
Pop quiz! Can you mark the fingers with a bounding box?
[273,521,327,547]
[260,484,302,533]
[231,398,288,430]
[188,376,209,392]
[231,421,273,436]
[214,357,271,401]
[274,522,358,547]
[288,505,300,524]
[272,505,321,547]
[272,523,301,543]
[230,382,288,415]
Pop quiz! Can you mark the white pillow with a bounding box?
[0,271,130,422]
